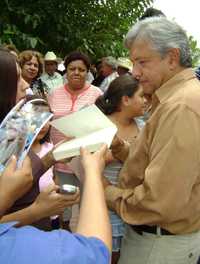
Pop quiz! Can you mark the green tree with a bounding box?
[0,0,153,60]
[188,36,200,67]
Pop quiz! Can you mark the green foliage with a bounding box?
[0,0,153,60]
[188,36,200,67]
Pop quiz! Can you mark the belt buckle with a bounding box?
[156,226,162,236]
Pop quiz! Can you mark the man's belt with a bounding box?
[131,225,173,235]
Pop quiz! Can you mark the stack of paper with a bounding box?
[51,105,117,160]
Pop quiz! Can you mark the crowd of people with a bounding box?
[1,6,200,264]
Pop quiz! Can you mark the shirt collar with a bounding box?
[155,68,196,104]
[0,221,18,235]
[64,83,91,97]
[44,72,58,79]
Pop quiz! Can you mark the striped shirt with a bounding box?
[48,83,102,172]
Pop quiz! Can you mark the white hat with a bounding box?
[44,51,57,61]
[117,57,132,71]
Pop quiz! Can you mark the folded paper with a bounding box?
[51,105,117,160]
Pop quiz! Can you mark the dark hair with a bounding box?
[0,49,18,122]
[139,7,166,20]
[95,75,139,115]
[64,51,91,71]
[18,50,43,79]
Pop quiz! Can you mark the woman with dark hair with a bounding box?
[96,75,145,136]
[48,51,102,227]
[0,49,80,230]
[95,75,145,264]
[0,48,29,122]
[19,50,48,98]
[0,49,18,122]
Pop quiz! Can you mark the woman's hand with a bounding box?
[32,184,80,218]
[0,156,33,212]
[80,144,108,178]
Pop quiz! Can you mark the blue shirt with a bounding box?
[0,222,110,264]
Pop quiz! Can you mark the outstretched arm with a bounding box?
[1,184,80,226]
[76,145,112,253]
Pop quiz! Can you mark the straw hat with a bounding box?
[117,57,132,71]
[44,51,57,61]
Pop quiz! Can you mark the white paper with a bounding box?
[50,104,116,137]
[51,105,117,160]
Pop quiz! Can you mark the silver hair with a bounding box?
[103,56,117,70]
[124,17,192,67]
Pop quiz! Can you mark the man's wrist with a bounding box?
[102,177,112,189]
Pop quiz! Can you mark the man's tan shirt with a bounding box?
[106,68,200,234]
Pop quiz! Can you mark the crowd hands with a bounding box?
[0,144,112,259]
[0,135,124,229]
[0,133,124,228]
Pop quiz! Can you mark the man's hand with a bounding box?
[111,135,129,162]
[0,156,33,211]
[102,176,111,189]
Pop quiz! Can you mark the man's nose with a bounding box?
[132,64,141,80]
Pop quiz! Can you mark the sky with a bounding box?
[153,0,200,48]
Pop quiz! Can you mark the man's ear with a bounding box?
[167,48,180,70]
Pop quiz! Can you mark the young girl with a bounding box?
[95,74,146,264]
[31,104,60,229]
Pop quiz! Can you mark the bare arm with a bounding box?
[0,204,41,226]
[1,184,80,226]
[41,140,73,171]
[76,145,112,253]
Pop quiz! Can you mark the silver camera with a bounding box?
[59,184,78,195]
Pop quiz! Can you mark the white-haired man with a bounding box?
[105,17,200,264]
[99,56,118,92]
